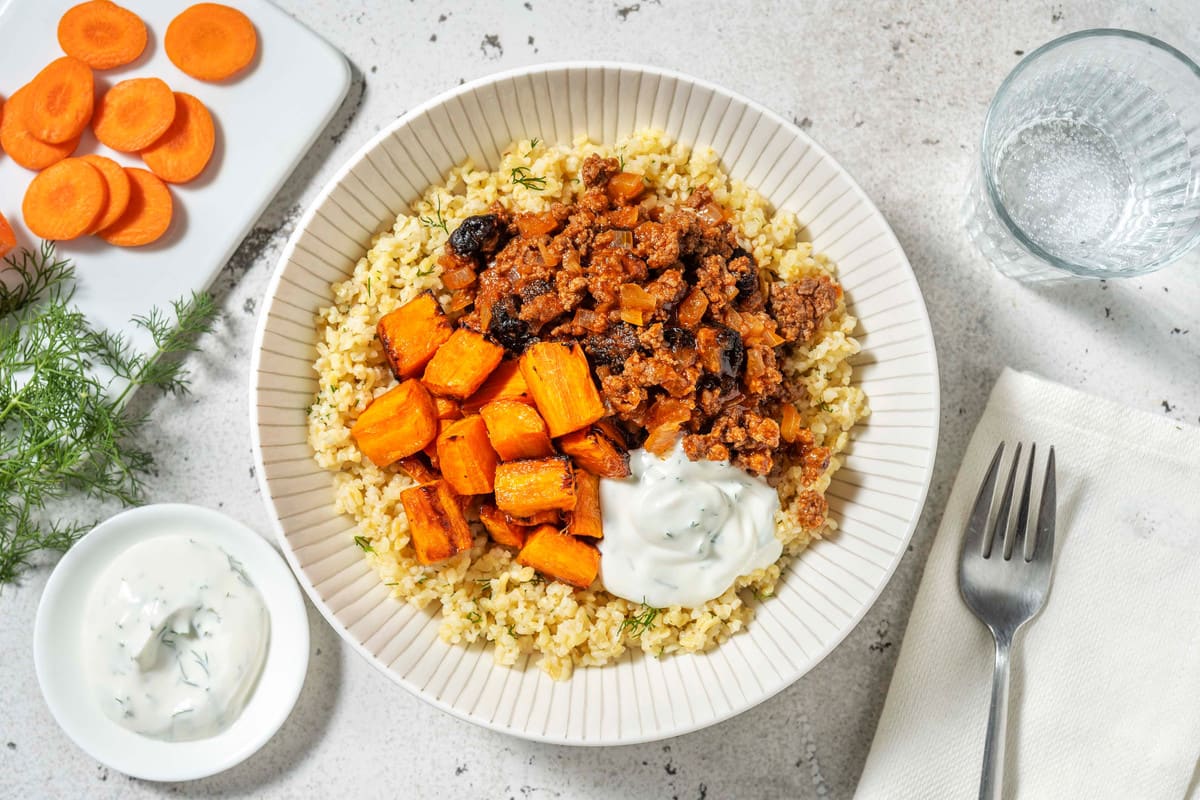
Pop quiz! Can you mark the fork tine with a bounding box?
[1031,446,1056,563]
[1006,442,1036,560]
[987,442,1021,558]
[964,442,1004,558]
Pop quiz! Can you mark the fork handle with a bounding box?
[979,632,1013,800]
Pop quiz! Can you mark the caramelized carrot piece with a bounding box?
[58,1,148,70]
[400,480,473,564]
[566,471,603,539]
[165,3,258,82]
[396,455,439,485]
[433,396,462,421]
[377,291,453,379]
[461,359,531,413]
[504,509,561,527]
[0,213,16,258]
[93,78,177,152]
[140,93,215,183]
[96,168,172,246]
[780,403,803,444]
[436,415,499,495]
[478,503,528,549]
[349,379,438,467]
[493,457,576,517]
[22,157,107,240]
[606,172,644,203]
[557,424,630,478]
[516,525,600,589]
[519,342,605,437]
[422,328,504,399]
[480,399,554,461]
[0,86,80,169]
[25,57,94,144]
[79,154,131,233]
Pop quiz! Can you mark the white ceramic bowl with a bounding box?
[34,504,310,781]
[250,62,939,745]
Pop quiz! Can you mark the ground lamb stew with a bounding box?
[308,130,869,679]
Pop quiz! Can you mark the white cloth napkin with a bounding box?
[855,368,1200,800]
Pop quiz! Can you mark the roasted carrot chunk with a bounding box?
[350,379,438,467]
[516,525,600,589]
[780,403,803,444]
[400,480,473,564]
[396,455,439,485]
[436,415,499,495]
[606,172,645,204]
[494,457,576,517]
[566,471,603,539]
[558,424,630,478]
[478,503,528,549]
[480,399,554,461]
[519,342,605,437]
[433,395,462,421]
[461,359,530,413]
[376,291,452,379]
[504,509,561,527]
[422,328,504,399]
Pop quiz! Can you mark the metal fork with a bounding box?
[958,442,1057,800]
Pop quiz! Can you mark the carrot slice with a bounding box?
[97,168,172,246]
[140,93,214,183]
[79,154,131,233]
[25,57,94,144]
[165,4,257,82]
[22,157,107,241]
[57,1,148,70]
[93,78,176,152]
[0,86,80,169]
[0,212,16,258]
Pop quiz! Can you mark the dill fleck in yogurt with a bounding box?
[82,535,270,742]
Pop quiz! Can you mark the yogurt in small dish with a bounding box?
[34,504,308,782]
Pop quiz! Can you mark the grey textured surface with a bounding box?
[3,2,1199,799]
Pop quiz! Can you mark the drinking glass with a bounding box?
[963,29,1200,281]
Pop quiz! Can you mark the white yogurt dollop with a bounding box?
[82,535,270,742]
[598,439,781,608]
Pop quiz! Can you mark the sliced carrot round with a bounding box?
[98,167,172,246]
[0,212,16,258]
[140,92,214,183]
[23,157,108,240]
[80,154,131,232]
[25,56,94,144]
[93,77,176,152]
[57,1,148,70]
[0,86,80,170]
[165,3,257,82]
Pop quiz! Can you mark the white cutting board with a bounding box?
[0,0,349,347]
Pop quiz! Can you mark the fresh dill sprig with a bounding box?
[419,195,449,234]
[465,610,481,623]
[416,265,436,277]
[509,166,547,191]
[523,137,541,156]
[0,245,217,584]
[617,150,626,171]
[619,601,662,637]
[353,535,374,553]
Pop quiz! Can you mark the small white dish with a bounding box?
[34,504,309,782]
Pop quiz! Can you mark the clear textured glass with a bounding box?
[963,29,1200,281]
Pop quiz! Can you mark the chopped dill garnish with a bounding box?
[366,275,372,298]
[506,624,517,638]
[524,137,541,156]
[474,577,493,597]
[419,195,449,234]
[416,265,436,277]
[190,649,210,676]
[465,611,481,623]
[0,243,217,583]
[619,601,662,637]
[353,535,374,553]
[509,165,547,191]
[753,589,773,602]
[819,402,835,413]
[617,150,626,171]
[416,575,429,584]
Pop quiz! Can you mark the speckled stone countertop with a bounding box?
[3,2,1199,798]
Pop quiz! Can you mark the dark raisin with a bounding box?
[487,297,537,355]
[448,214,500,257]
[715,326,745,377]
[583,322,640,370]
[518,278,554,303]
[662,326,696,350]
